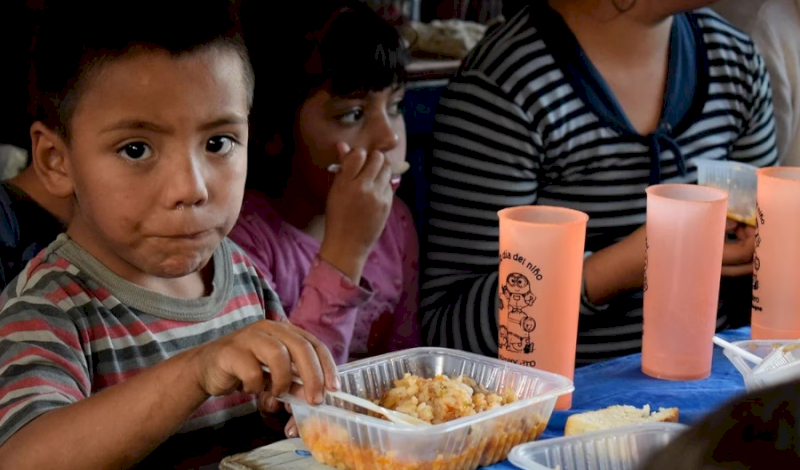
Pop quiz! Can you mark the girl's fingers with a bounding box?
[377,158,392,185]
[336,141,351,156]
[356,150,386,181]
[336,147,368,179]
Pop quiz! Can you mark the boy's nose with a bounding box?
[166,155,209,209]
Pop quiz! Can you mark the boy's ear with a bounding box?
[29,122,74,198]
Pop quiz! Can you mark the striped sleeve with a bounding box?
[421,72,541,356]
[0,291,91,447]
[729,42,779,167]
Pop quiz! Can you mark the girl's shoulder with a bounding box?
[239,189,281,222]
[234,190,292,238]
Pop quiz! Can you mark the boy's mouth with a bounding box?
[162,229,215,240]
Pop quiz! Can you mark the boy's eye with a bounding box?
[118,142,153,161]
[339,108,364,124]
[206,136,235,155]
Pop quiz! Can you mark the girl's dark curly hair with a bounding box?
[242,0,408,197]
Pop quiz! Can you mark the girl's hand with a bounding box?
[722,220,755,277]
[188,320,339,405]
[318,142,394,283]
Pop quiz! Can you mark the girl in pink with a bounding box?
[230,1,420,364]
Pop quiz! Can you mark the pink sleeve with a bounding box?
[289,257,372,364]
[229,213,372,365]
[387,200,422,352]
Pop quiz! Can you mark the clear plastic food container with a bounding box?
[283,347,574,470]
[507,422,688,470]
[722,339,800,392]
[694,159,758,226]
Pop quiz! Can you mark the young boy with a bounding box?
[0,2,338,469]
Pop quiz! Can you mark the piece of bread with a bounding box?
[564,405,679,436]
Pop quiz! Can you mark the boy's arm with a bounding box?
[0,349,207,470]
[0,307,337,470]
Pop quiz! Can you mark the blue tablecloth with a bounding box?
[484,326,752,470]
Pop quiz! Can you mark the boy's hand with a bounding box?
[189,320,339,405]
[722,219,755,277]
[258,392,299,437]
[319,142,393,283]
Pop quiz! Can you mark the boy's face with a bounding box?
[63,47,249,287]
[294,85,407,206]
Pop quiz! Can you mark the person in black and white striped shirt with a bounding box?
[421,0,778,365]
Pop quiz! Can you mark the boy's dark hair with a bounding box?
[639,380,800,470]
[29,0,254,144]
[242,0,408,197]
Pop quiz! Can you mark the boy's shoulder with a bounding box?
[222,237,285,318]
[0,236,89,328]
[2,234,80,290]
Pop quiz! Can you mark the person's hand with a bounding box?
[319,142,393,282]
[285,414,298,438]
[722,219,755,277]
[258,393,299,438]
[257,390,282,415]
[188,320,339,405]
[583,224,648,305]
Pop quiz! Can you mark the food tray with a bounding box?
[283,347,574,470]
[507,422,688,470]
[723,339,800,392]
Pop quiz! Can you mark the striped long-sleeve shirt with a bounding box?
[0,234,284,447]
[421,6,778,365]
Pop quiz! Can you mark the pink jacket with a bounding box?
[229,190,421,363]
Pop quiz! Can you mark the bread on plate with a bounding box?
[564,404,679,436]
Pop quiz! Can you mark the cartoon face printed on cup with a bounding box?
[500,272,538,356]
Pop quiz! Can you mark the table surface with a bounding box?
[483,326,751,469]
[214,327,752,470]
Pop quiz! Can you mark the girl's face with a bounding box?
[294,85,406,206]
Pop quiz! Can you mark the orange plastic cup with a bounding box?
[751,167,800,339]
[642,184,728,380]
[497,206,588,409]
